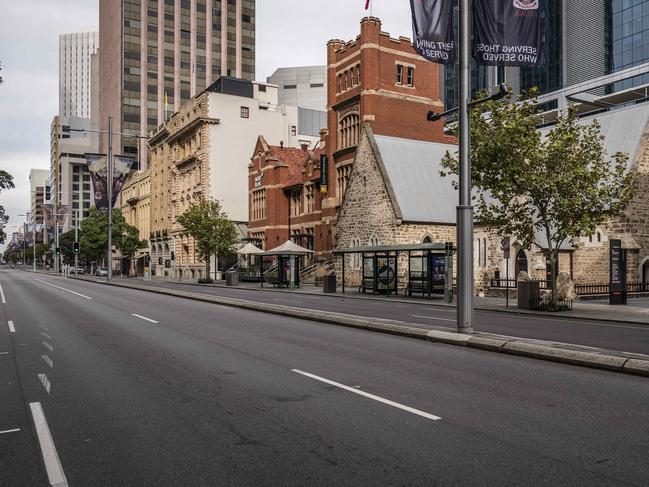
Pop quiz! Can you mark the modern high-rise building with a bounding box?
[29,169,50,225]
[444,0,649,108]
[99,0,256,159]
[59,32,99,119]
[267,66,328,111]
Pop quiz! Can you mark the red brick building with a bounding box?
[248,136,323,251]
[248,17,453,257]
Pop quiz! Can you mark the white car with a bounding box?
[95,268,108,276]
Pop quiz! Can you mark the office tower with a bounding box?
[267,66,328,111]
[59,31,99,119]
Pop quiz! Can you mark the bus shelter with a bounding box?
[237,243,264,282]
[334,243,449,297]
[261,240,313,288]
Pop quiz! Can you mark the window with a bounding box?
[597,232,602,242]
[338,113,360,150]
[240,106,249,118]
[258,85,267,92]
[290,190,301,216]
[407,66,414,86]
[304,185,315,213]
[251,189,266,220]
[310,83,324,88]
[396,64,403,84]
[291,125,297,136]
[351,237,361,270]
[336,164,352,206]
[283,84,297,90]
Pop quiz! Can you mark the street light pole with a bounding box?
[74,209,79,275]
[107,116,113,282]
[457,0,474,334]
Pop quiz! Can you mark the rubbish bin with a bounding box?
[323,273,336,293]
[518,280,540,309]
[225,271,239,286]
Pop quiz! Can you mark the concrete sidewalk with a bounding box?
[128,275,649,325]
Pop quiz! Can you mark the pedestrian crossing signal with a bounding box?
[73,242,80,254]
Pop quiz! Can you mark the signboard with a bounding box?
[502,237,511,259]
[409,0,455,64]
[609,239,627,305]
[319,154,329,193]
[473,0,543,67]
[85,154,135,213]
[254,174,263,188]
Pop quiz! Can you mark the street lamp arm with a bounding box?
[68,128,149,139]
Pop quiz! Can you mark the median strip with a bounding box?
[69,276,649,378]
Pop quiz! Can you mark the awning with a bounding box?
[334,243,446,254]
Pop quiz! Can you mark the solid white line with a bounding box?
[273,298,302,303]
[411,315,456,322]
[0,283,5,304]
[38,373,52,394]
[291,369,441,421]
[35,279,92,300]
[7,320,15,333]
[41,332,53,340]
[131,313,158,323]
[0,352,8,355]
[0,428,20,434]
[29,402,68,487]
[42,342,54,353]
[42,355,54,369]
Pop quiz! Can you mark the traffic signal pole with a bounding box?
[107,116,113,282]
[74,210,79,275]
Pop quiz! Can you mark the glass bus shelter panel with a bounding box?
[431,254,446,294]
[376,254,397,294]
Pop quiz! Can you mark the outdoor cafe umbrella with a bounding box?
[237,242,264,255]
[262,240,314,256]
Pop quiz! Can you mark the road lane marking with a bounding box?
[7,320,15,333]
[39,324,51,332]
[35,279,92,300]
[475,311,649,330]
[42,355,54,369]
[273,298,303,303]
[291,369,441,421]
[41,332,53,340]
[0,352,8,355]
[38,374,52,394]
[411,315,456,322]
[0,283,5,303]
[0,428,20,434]
[42,342,54,352]
[131,313,158,323]
[29,402,68,487]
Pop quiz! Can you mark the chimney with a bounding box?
[280,141,284,149]
[301,143,308,151]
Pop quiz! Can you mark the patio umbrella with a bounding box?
[263,240,314,256]
[237,243,264,255]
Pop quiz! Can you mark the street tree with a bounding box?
[79,207,141,267]
[176,198,239,282]
[117,226,147,277]
[441,94,633,298]
[0,169,14,244]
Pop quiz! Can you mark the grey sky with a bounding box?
[0,0,412,249]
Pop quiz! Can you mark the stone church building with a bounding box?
[335,102,649,292]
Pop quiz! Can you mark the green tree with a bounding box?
[117,226,147,277]
[441,95,633,297]
[176,199,239,282]
[79,207,140,266]
[0,169,14,244]
[59,230,78,261]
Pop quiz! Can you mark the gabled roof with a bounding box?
[267,145,323,187]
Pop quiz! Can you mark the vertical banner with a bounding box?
[112,156,136,207]
[473,0,542,67]
[410,0,455,64]
[85,154,135,213]
[319,154,329,193]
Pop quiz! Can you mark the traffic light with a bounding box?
[55,247,61,256]
[73,241,80,254]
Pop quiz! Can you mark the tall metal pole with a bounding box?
[457,0,474,333]
[23,221,26,268]
[55,220,59,274]
[74,209,79,275]
[107,116,113,282]
[32,216,36,273]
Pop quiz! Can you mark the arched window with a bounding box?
[422,235,433,244]
[482,238,487,267]
[338,113,360,150]
[351,237,361,270]
[597,232,602,242]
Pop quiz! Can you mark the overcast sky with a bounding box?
[0,0,412,250]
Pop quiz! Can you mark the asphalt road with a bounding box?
[99,276,649,355]
[1,268,649,486]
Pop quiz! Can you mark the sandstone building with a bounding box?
[119,169,151,275]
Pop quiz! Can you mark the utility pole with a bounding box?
[74,209,79,275]
[107,116,113,282]
[32,215,36,273]
[54,116,60,275]
[457,0,474,334]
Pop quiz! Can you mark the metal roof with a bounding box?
[334,243,446,254]
[373,134,457,224]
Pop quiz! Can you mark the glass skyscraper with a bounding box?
[607,0,649,90]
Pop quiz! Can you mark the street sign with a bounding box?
[610,239,627,305]
[502,237,511,259]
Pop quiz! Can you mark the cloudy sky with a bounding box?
[0,0,412,249]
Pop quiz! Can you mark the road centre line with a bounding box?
[29,402,68,487]
[411,315,456,322]
[35,279,92,300]
[38,374,51,394]
[0,428,20,434]
[291,369,441,421]
[7,320,15,333]
[0,283,5,303]
[131,313,158,323]
[42,342,54,353]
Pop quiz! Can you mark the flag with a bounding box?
[473,0,543,67]
[409,0,455,64]
[365,0,370,10]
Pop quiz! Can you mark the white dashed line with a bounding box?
[411,315,456,322]
[41,332,53,340]
[291,369,441,421]
[0,352,8,355]
[30,402,68,487]
[7,320,15,333]
[42,342,54,353]
[0,284,5,304]
[38,374,52,394]
[0,428,20,434]
[131,313,158,323]
[42,355,54,369]
[35,279,92,300]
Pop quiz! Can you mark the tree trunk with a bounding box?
[205,255,210,281]
[549,249,557,299]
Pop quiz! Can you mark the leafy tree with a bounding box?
[79,207,140,266]
[59,230,78,261]
[117,226,147,277]
[441,95,633,297]
[0,169,14,244]
[176,199,239,281]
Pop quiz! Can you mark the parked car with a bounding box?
[75,267,85,274]
[95,268,108,276]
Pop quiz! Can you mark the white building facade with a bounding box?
[29,169,50,224]
[59,31,98,119]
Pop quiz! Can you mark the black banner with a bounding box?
[410,0,455,64]
[85,154,135,213]
[473,0,542,67]
[320,154,329,194]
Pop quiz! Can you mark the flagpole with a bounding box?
[457,0,474,333]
